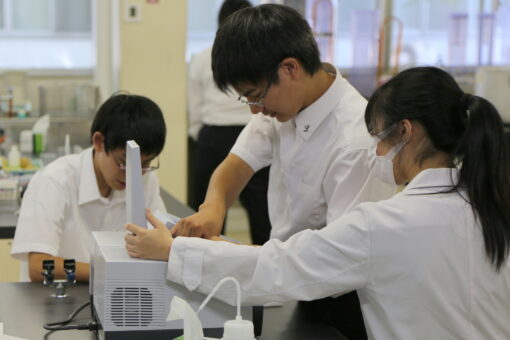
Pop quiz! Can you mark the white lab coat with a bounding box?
[167,168,510,339]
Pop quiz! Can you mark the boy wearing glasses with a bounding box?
[128,4,393,340]
[11,93,167,282]
[173,4,394,244]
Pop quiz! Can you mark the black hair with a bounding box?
[212,4,322,92]
[218,0,251,26]
[90,93,166,156]
[365,66,510,271]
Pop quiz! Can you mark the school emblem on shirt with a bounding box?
[304,125,310,132]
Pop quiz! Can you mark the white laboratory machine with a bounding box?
[89,141,262,339]
[90,231,261,339]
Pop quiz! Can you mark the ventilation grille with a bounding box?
[109,287,154,327]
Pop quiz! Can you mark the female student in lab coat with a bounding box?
[125,67,510,339]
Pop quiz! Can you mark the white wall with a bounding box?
[118,0,188,202]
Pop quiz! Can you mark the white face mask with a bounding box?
[368,136,406,185]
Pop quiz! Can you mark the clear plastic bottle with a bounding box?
[8,144,20,169]
[222,316,256,340]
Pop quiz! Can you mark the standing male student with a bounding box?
[162,4,393,339]
[11,93,167,282]
[188,0,272,245]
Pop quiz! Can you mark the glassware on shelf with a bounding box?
[38,83,99,117]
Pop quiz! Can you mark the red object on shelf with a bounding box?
[146,0,158,3]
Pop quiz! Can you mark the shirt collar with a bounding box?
[78,147,108,205]
[401,168,459,195]
[294,63,341,140]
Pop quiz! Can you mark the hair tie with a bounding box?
[459,92,472,116]
[460,92,471,105]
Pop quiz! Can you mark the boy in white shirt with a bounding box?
[11,93,167,282]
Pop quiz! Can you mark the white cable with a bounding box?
[196,276,242,319]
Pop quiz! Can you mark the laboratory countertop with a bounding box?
[0,282,347,340]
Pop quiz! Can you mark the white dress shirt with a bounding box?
[167,168,510,340]
[11,147,166,280]
[231,63,394,241]
[187,46,252,140]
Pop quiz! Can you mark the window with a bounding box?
[186,0,220,61]
[394,0,472,67]
[187,0,509,68]
[187,0,265,61]
[393,0,509,67]
[0,0,93,69]
[306,0,378,68]
[186,0,376,67]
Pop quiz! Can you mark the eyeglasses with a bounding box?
[111,153,160,173]
[237,83,271,107]
[370,123,397,141]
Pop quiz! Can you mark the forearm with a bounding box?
[200,153,254,215]
[168,232,333,306]
[28,252,90,283]
[170,154,255,238]
[169,215,369,306]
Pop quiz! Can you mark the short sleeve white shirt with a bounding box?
[11,147,166,279]
[187,46,252,140]
[231,63,394,241]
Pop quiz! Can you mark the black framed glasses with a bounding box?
[111,153,160,173]
[237,83,271,107]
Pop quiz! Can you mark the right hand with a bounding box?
[125,209,173,261]
[171,204,224,238]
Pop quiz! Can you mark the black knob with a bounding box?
[42,259,55,271]
[64,259,76,273]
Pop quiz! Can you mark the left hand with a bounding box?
[125,209,173,261]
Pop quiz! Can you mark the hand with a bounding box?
[125,209,173,261]
[171,203,224,238]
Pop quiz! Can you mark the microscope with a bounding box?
[41,258,76,298]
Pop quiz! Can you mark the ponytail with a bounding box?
[365,66,510,271]
[456,95,510,271]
